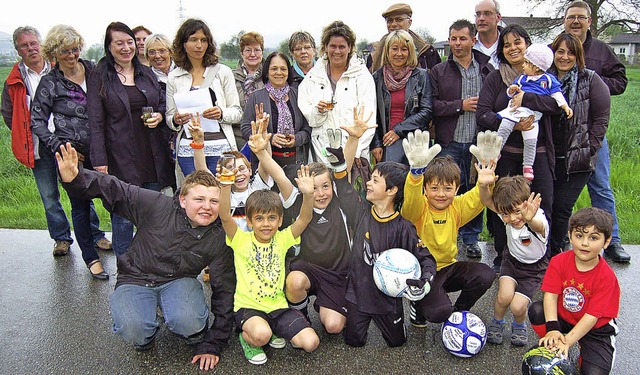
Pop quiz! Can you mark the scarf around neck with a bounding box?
[558,65,578,109]
[383,65,413,92]
[265,82,294,135]
[498,62,520,88]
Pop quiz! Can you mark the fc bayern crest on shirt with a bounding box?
[562,286,585,312]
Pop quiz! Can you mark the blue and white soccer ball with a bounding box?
[441,311,487,358]
[373,248,421,297]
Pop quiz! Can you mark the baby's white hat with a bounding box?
[524,44,554,72]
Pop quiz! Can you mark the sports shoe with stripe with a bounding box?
[239,333,267,365]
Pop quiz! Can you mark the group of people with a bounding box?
[1,0,626,373]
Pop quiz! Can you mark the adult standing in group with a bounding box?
[132,25,152,67]
[562,0,630,262]
[1,26,111,257]
[233,31,265,150]
[241,52,310,179]
[368,3,441,73]
[166,18,242,176]
[88,22,175,258]
[144,33,176,91]
[473,0,502,68]
[548,32,611,258]
[298,20,376,169]
[30,25,110,280]
[288,31,317,89]
[477,25,561,272]
[370,29,432,165]
[430,19,494,258]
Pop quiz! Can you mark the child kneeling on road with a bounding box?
[529,207,620,374]
[482,176,548,346]
[217,118,319,365]
[324,107,437,347]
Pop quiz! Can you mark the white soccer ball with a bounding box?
[373,248,421,297]
[441,311,487,358]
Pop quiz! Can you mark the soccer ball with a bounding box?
[441,311,487,358]
[373,248,421,297]
[522,346,575,374]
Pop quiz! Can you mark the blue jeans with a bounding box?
[110,278,209,347]
[439,141,482,244]
[32,145,105,244]
[178,155,220,176]
[586,137,621,243]
[111,182,164,258]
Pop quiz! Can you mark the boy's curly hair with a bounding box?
[569,207,613,240]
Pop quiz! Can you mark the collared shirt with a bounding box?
[453,58,481,143]
[21,60,51,108]
[473,35,499,68]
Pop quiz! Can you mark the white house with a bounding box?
[608,33,640,64]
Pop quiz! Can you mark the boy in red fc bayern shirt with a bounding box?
[528,207,620,374]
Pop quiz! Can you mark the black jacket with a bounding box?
[550,68,610,173]
[371,67,432,149]
[583,31,627,96]
[430,50,493,147]
[62,168,235,356]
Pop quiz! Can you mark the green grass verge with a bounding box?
[1,66,638,243]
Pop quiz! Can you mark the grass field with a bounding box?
[0,66,638,243]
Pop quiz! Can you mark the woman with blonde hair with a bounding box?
[371,29,432,164]
[31,24,110,279]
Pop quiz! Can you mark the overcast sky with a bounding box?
[2,0,551,48]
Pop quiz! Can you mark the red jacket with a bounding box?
[2,63,34,168]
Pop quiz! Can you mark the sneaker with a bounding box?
[604,242,631,263]
[465,243,482,258]
[94,237,112,251]
[487,319,505,345]
[409,301,427,328]
[523,165,534,181]
[53,240,71,256]
[239,334,267,365]
[268,335,286,349]
[511,324,528,347]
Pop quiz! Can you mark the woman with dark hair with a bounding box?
[30,24,109,279]
[370,29,432,165]
[240,51,310,179]
[88,21,174,258]
[166,18,241,175]
[298,20,376,168]
[476,24,562,271]
[548,32,610,257]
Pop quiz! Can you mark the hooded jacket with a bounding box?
[298,54,376,165]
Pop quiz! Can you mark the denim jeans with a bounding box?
[111,182,164,258]
[178,155,220,176]
[32,145,105,244]
[110,278,209,347]
[586,137,621,243]
[439,141,482,244]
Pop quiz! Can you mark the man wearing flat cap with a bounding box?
[368,3,441,73]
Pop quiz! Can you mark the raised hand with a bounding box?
[521,192,542,222]
[402,130,441,173]
[295,165,316,195]
[340,106,376,139]
[248,114,272,154]
[469,130,502,167]
[55,143,80,183]
[255,103,269,128]
[474,158,498,187]
[188,112,204,144]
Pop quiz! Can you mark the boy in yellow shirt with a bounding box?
[401,130,500,325]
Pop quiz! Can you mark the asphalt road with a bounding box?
[0,229,636,374]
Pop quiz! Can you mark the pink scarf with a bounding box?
[383,65,413,91]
